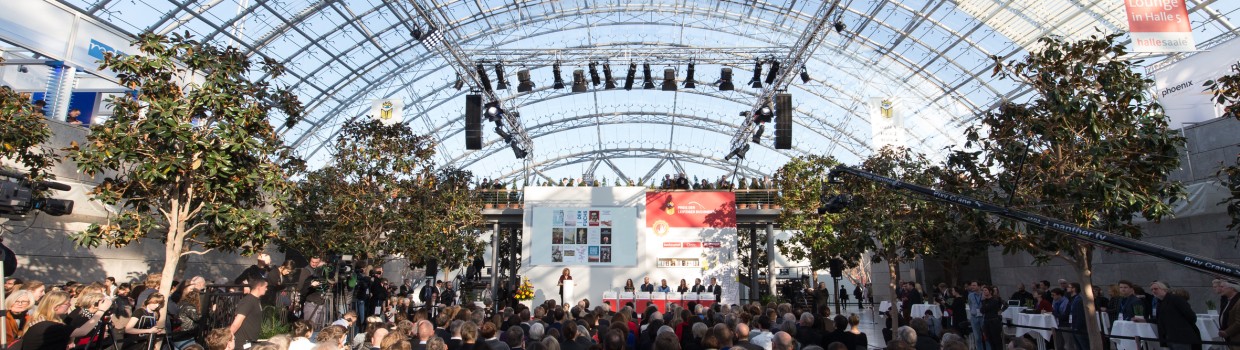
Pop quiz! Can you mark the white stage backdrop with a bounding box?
[521,187,739,308]
[1153,35,1240,128]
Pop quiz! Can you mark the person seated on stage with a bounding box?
[625,279,637,293]
[677,280,690,294]
[657,280,672,293]
[691,279,706,293]
[641,277,656,293]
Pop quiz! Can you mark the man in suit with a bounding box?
[1147,281,1201,350]
[1213,279,1240,348]
[707,277,722,302]
[640,276,656,293]
[1068,283,1089,350]
[421,280,441,306]
[691,278,706,293]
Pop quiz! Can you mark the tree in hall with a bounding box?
[967,33,1184,349]
[67,32,305,322]
[773,155,863,287]
[918,151,996,288]
[279,120,483,271]
[0,59,56,181]
[830,146,935,324]
[1204,63,1240,240]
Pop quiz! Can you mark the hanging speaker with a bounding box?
[465,94,483,150]
[829,258,843,278]
[774,93,792,149]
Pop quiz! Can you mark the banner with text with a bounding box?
[1153,35,1240,127]
[645,191,739,304]
[1125,0,1195,52]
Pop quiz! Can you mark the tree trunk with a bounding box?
[942,260,960,289]
[887,257,903,325]
[1076,245,1103,350]
[158,224,184,344]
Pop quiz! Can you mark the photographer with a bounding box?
[68,292,115,349]
[296,257,330,325]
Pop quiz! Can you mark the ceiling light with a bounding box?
[476,63,492,92]
[572,69,588,93]
[603,63,617,89]
[718,68,734,91]
[683,62,696,89]
[765,60,780,85]
[552,62,565,89]
[624,62,637,90]
[589,62,601,86]
[661,68,677,91]
[752,124,765,144]
[494,63,508,90]
[799,65,811,84]
[453,73,464,90]
[642,63,655,90]
[750,60,763,89]
[517,69,534,92]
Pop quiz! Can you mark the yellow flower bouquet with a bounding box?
[515,278,535,301]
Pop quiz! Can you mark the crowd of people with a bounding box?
[471,175,776,191]
[873,277,1240,350]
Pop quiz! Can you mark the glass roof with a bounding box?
[38,0,1240,184]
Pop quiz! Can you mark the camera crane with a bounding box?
[825,165,1240,280]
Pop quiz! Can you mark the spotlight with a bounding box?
[495,126,513,143]
[483,102,503,123]
[589,62,601,86]
[750,59,763,89]
[724,143,751,161]
[642,63,655,89]
[833,21,847,34]
[572,69,588,93]
[765,60,780,85]
[411,27,422,40]
[756,104,774,123]
[494,63,508,90]
[661,68,677,91]
[476,63,492,92]
[509,141,528,159]
[752,124,765,144]
[718,68,735,91]
[603,63,617,89]
[517,69,534,92]
[799,65,811,84]
[552,62,565,89]
[683,62,695,89]
[453,73,464,90]
[624,62,637,90]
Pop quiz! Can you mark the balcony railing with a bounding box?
[471,188,782,210]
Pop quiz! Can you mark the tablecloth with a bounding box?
[910,303,942,319]
[1110,320,1158,350]
[1014,313,1058,341]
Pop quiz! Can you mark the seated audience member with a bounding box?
[206,329,237,350]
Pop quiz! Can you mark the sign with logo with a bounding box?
[1153,35,1240,127]
[370,99,404,125]
[1124,0,1195,52]
[645,191,736,228]
[870,97,904,150]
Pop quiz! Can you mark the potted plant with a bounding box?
[1207,300,1218,315]
[515,277,535,309]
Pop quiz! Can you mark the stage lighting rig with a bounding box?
[765,60,781,85]
[589,62,601,86]
[0,170,74,219]
[453,73,464,90]
[718,68,735,91]
[572,69,588,93]
[516,69,534,92]
[661,68,677,91]
[552,62,565,89]
[642,63,656,89]
[750,59,764,89]
[624,62,637,90]
[723,144,750,161]
[603,63,617,89]
[484,102,503,123]
[476,63,492,92]
[683,62,696,89]
[799,65,812,83]
[494,63,508,90]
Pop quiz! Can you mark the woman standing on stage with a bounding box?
[558,268,574,305]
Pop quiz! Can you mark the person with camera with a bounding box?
[296,257,330,325]
[67,292,115,350]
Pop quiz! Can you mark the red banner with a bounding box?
[646,191,736,228]
[1124,0,1195,52]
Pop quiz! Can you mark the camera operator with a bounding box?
[68,291,115,349]
[296,256,330,325]
[367,268,390,321]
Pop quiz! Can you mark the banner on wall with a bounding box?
[1153,36,1240,127]
[869,98,904,150]
[1124,0,1195,52]
[645,191,739,304]
[530,207,638,266]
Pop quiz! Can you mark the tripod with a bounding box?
[81,308,119,350]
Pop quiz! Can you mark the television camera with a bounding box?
[0,169,74,219]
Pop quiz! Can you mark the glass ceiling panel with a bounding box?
[24,0,1238,183]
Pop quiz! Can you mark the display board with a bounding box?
[644,191,740,305]
[530,207,637,266]
[1153,35,1240,127]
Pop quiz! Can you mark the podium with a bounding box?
[603,291,619,312]
[619,292,635,311]
[668,292,683,309]
[636,292,652,313]
[560,283,575,305]
[698,291,717,309]
[652,292,668,313]
[683,292,699,309]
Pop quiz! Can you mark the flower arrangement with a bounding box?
[515,278,535,301]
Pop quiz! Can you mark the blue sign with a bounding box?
[87,39,124,61]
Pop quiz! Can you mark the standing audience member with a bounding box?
[1215,279,1240,346]
[1144,281,1200,350]
[980,286,1004,350]
[230,279,268,350]
[124,293,165,350]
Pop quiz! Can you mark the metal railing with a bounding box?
[472,188,782,209]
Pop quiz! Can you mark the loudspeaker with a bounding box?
[465,94,483,150]
[426,260,439,279]
[829,258,844,278]
[774,93,792,149]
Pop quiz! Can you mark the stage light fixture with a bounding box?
[476,63,492,92]
[765,60,780,85]
[483,102,502,123]
[683,62,696,89]
[756,104,774,123]
[603,63,617,89]
[834,21,847,34]
[718,68,735,91]
[494,63,508,90]
[642,63,655,90]
[572,69,588,93]
[624,62,637,90]
[750,59,763,89]
[799,65,812,83]
[495,126,513,143]
[752,123,765,144]
[453,73,464,90]
[509,140,528,159]
[552,62,565,89]
[724,143,750,161]
[661,68,677,91]
[516,69,534,92]
[589,62,601,86]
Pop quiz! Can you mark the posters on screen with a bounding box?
[531,207,636,266]
[1124,0,1195,52]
